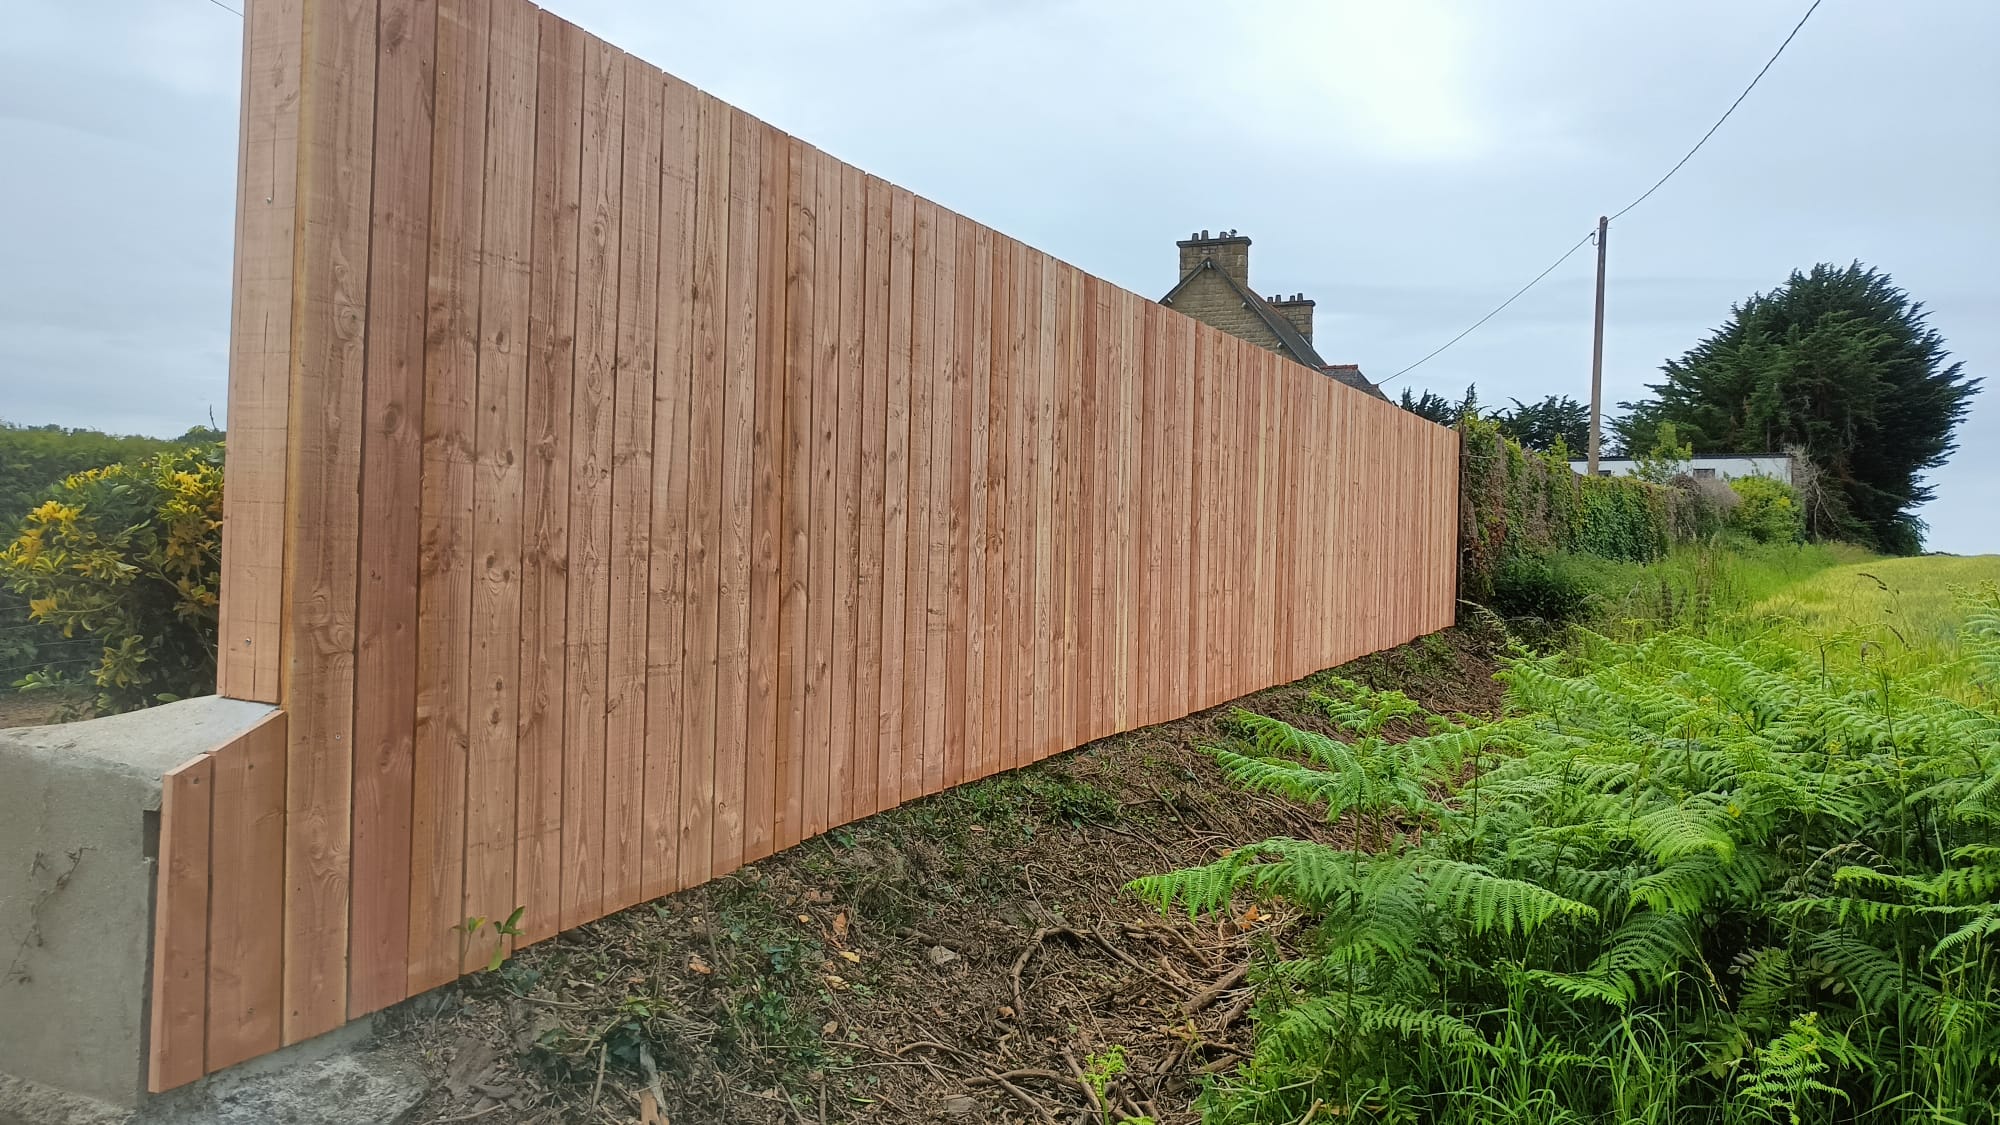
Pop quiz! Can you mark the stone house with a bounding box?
[1159,229,1387,401]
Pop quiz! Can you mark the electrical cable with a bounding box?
[1382,0,1826,384]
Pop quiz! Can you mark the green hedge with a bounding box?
[1459,417,1713,601]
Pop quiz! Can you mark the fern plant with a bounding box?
[1134,596,2000,1124]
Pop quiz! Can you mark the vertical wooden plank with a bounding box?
[852,175,890,821]
[602,55,661,913]
[712,108,760,875]
[149,754,213,1092]
[217,0,302,703]
[1160,316,1184,716]
[875,186,914,810]
[555,34,622,932]
[1049,268,1073,749]
[461,0,536,970]
[1001,239,1030,769]
[900,199,936,802]
[980,233,1011,778]
[1029,254,1056,758]
[641,74,698,902]
[744,123,788,863]
[1088,279,1112,738]
[203,713,287,1071]
[921,208,956,794]
[800,153,840,832]
[515,11,582,943]
[944,216,976,788]
[1137,304,1162,726]
[801,151,838,840]
[777,137,817,852]
[964,224,992,783]
[281,0,375,1044]
[409,0,490,994]
[1081,278,1108,740]
[831,162,867,827]
[1187,326,1209,710]
[1056,268,1088,748]
[1009,244,1039,767]
[1109,288,1137,733]
[1208,338,1226,697]
[346,0,434,1018]
[677,93,730,889]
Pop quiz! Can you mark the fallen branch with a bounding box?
[1180,963,1249,1017]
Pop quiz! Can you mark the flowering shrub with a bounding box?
[0,444,223,712]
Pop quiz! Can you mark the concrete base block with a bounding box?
[0,1016,427,1125]
[0,697,275,1108]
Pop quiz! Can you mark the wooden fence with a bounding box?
[156,0,1459,1090]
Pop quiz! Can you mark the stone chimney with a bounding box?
[1176,228,1251,286]
[1270,292,1314,344]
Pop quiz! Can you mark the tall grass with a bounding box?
[1136,583,2000,1124]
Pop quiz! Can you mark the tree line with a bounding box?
[1399,261,1979,554]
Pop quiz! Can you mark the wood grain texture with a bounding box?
[602,55,661,915]
[556,34,623,931]
[677,92,729,890]
[462,0,537,971]
[776,136,817,853]
[204,713,288,1071]
[281,0,375,1044]
[850,174,889,823]
[876,186,913,812]
[515,10,583,945]
[899,200,934,803]
[744,122,787,864]
[218,0,303,703]
[408,0,490,994]
[711,107,760,877]
[150,755,214,1093]
[923,209,957,794]
[346,0,435,1018]
[642,73,700,902]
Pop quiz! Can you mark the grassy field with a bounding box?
[1756,553,2000,661]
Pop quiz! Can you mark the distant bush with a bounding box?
[0,444,223,712]
[1728,475,1806,544]
[1459,417,1702,605]
[1488,552,1596,625]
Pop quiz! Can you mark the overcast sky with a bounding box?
[4,0,1994,552]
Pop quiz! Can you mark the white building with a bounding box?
[1570,453,1793,485]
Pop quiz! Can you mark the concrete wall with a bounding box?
[0,697,274,1108]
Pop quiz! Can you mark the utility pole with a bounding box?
[1587,215,1608,475]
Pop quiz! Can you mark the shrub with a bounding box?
[1488,552,1595,625]
[1133,599,2000,1123]
[1728,475,1806,544]
[1459,417,1683,604]
[0,444,224,712]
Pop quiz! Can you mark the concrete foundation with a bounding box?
[0,696,274,1108]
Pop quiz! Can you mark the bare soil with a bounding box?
[393,623,1505,1124]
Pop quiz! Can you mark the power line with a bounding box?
[1380,230,1595,385]
[1610,0,1825,221]
[198,0,244,17]
[1383,0,1826,385]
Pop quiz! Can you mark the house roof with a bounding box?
[1160,258,1388,401]
[1318,363,1387,400]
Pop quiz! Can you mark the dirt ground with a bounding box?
[392,623,1505,1125]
